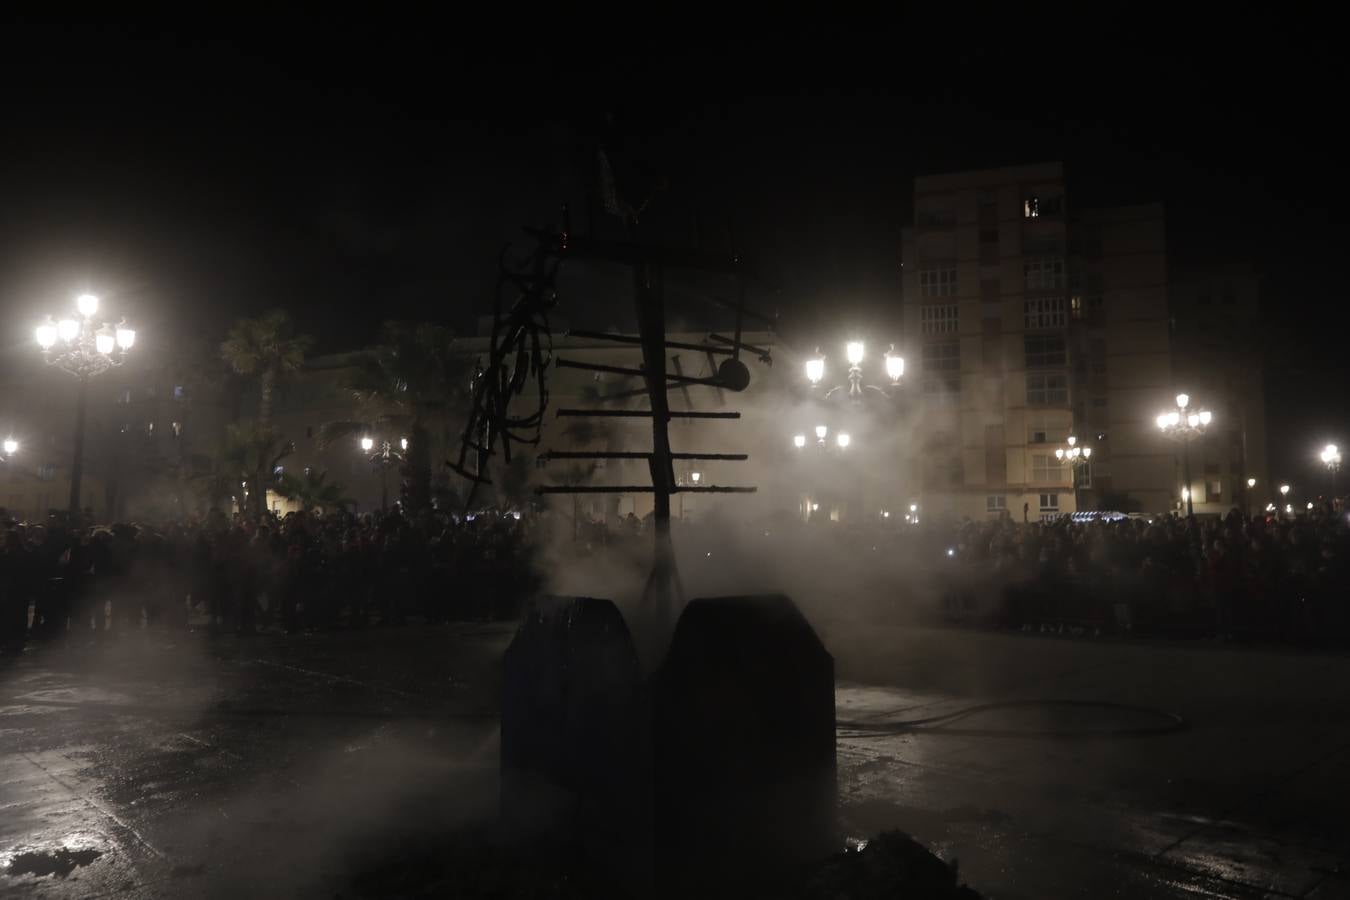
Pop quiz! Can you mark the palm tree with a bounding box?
[275,469,354,513]
[220,309,313,433]
[321,321,466,513]
[221,423,294,518]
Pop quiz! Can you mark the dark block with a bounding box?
[500,594,837,897]
[500,596,652,888]
[653,594,838,893]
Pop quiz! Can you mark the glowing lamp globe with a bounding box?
[1280,484,1290,496]
[2,438,16,455]
[36,321,57,349]
[360,436,374,452]
[76,293,100,317]
[690,471,701,484]
[1187,413,1200,428]
[400,437,408,451]
[57,319,80,342]
[1176,393,1190,409]
[804,356,825,385]
[885,353,905,382]
[815,424,827,440]
[845,341,864,366]
[836,432,851,449]
[792,434,806,449]
[1082,447,1092,459]
[1198,410,1212,426]
[95,332,115,355]
[116,326,136,350]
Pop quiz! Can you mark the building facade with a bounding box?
[901,162,1176,519]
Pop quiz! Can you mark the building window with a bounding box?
[1024,257,1065,291]
[918,207,955,227]
[1039,493,1060,511]
[171,421,183,437]
[919,267,957,298]
[116,389,132,404]
[37,465,56,481]
[922,341,960,373]
[986,495,1006,512]
[146,421,155,436]
[1024,297,1066,329]
[1031,454,1060,483]
[920,304,959,334]
[978,228,999,244]
[1209,479,1222,498]
[1078,462,1093,489]
[1024,334,1067,368]
[1026,372,1069,406]
[922,374,960,402]
[173,384,185,400]
[1024,197,1040,218]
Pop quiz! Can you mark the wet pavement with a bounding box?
[2,620,1349,898]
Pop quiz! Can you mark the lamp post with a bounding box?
[1321,444,1341,499]
[361,435,407,512]
[805,340,905,400]
[1156,392,1212,516]
[35,294,136,515]
[1054,435,1093,512]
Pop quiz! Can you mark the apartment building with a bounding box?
[900,162,1176,519]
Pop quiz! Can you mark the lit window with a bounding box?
[1024,335,1066,368]
[919,267,957,298]
[171,421,183,437]
[1024,297,1066,329]
[1026,373,1068,406]
[37,465,56,482]
[1024,258,1065,291]
[1024,197,1040,218]
[920,304,959,334]
[986,495,1006,512]
[146,422,155,436]
[1039,493,1060,511]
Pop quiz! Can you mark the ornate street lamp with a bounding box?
[1321,443,1341,498]
[1055,435,1093,511]
[1,438,16,461]
[35,293,136,514]
[1156,392,1211,516]
[804,340,905,400]
[360,435,407,512]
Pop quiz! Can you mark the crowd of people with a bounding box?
[935,505,1350,639]
[2,501,1347,651]
[0,507,538,650]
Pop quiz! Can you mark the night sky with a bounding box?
[0,16,1343,484]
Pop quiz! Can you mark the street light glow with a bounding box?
[845,341,864,366]
[400,437,408,451]
[690,471,701,484]
[884,350,904,382]
[1280,484,1290,496]
[115,325,136,349]
[95,331,115,355]
[1198,410,1212,426]
[1181,487,1190,501]
[2,438,16,455]
[1248,477,1257,488]
[1176,393,1189,409]
[36,320,57,349]
[792,434,806,449]
[76,293,100,316]
[836,432,851,449]
[57,318,80,341]
[815,424,827,440]
[360,436,374,452]
[805,355,825,385]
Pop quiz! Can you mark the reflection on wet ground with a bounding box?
[1,622,1348,897]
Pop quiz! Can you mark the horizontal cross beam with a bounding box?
[538,450,749,461]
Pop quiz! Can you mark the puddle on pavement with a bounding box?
[5,846,103,878]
